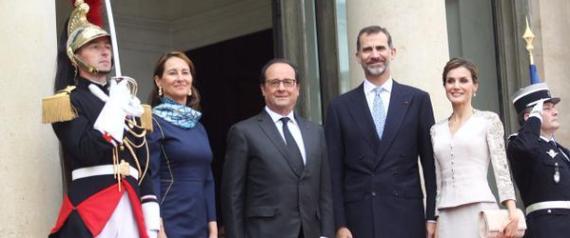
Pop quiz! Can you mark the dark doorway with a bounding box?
[186,29,274,225]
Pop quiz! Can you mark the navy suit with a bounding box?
[324,81,436,237]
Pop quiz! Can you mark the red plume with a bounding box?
[71,0,104,27]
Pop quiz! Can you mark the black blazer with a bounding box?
[324,81,436,238]
[222,111,334,238]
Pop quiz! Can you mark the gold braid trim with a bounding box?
[141,104,153,132]
[112,114,151,191]
[123,142,142,182]
[123,118,151,185]
[42,86,77,124]
[140,139,150,184]
[112,146,122,191]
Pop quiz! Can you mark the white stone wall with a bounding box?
[0,1,61,237]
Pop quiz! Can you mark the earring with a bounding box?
[474,92,477,97]
[158,87,163,96]
[188,87,192,96]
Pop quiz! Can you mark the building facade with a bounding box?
[1,0,568,236]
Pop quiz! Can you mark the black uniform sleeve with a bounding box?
[52,98,114,167]
[507,116,542,161]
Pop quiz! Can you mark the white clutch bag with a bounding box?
[479,209,527,238]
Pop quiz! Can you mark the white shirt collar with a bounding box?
[86,78,108,87]
[363,77,393,94]
[540,135,556,143]
[264,106,296,124]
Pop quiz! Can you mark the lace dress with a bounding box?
[430,110,516,238]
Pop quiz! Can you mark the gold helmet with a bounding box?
[66,0,110,74]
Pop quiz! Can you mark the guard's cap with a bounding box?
[512,82,560,113]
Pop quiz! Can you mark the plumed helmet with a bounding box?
[66,0,110,73]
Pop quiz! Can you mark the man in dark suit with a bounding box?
[324,25,437,238]
[222,59,334,238]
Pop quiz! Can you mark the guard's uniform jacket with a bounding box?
[48,78,157,238]
[507,116,570,238]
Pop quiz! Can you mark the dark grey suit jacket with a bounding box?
[222,110,334,238]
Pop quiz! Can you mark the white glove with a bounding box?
[142,201,161,238]
[125,95,144,117]
[527,98,547,122]
[93,80,129,143]
[112,79,133,108]
[89,80,143,117]
[112,78,144,117]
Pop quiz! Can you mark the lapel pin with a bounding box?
[547,149,558,159]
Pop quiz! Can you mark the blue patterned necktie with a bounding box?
[372,87,386,139]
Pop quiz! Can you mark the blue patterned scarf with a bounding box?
[153,97,202,129]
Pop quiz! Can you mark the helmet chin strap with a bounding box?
[97,69,112,75]
[73,54,111,76]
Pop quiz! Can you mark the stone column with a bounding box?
[345,0,451,120]
[530,0,570,144]
[0,1,61,237]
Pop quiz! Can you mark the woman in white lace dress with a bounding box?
[431,58,519,238]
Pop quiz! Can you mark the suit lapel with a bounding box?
[257,111,303,177]
[347,84,380,153]
[559,144,570,163]
[296,115,313,177]
[375,81,411,167]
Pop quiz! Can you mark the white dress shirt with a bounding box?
[265,107,307,164]
[363,77,393,116]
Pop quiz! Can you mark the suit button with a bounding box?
[393,191,399,196]
[371,192,376,196]
[548,209,552,213]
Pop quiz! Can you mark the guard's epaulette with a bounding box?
[42,86,77,124]
[507,133,519,141]
[140,104,153,132]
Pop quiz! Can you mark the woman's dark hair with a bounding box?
[442,57,479,86]
[54,19,76,92]
[148,51,201,110]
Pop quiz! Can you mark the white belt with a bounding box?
[526,201,570,215]
[72,164,139,181]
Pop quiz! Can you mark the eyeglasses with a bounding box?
[265,79,297,89]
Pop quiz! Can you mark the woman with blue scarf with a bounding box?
[147,51,217,238]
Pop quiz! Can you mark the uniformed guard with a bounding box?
[507,20,570,238]
[44,0,159,237]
